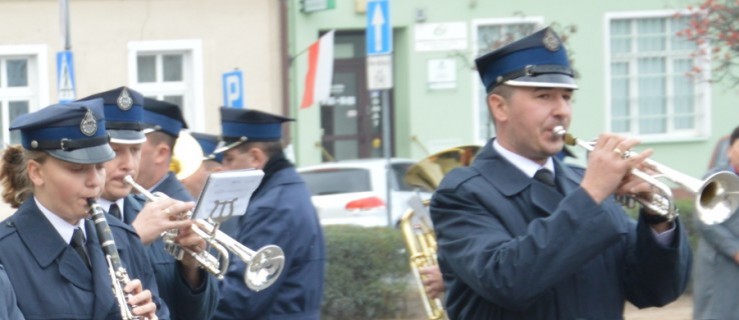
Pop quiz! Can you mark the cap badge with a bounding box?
[542,29,561,52]
[117,88,133,110]
[80,108,98,136]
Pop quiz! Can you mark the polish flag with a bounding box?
[301,30,335,109]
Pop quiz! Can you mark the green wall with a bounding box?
[289,0,737,179]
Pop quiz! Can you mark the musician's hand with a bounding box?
[174,225,207,287]
[125,278,158,320]
[420,266,444,299]
[131,199,195,244]
[581,133,652,203]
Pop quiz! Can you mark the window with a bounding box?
[607,12,709,140]
[300,168,372,195]
[471,18,543,144]
[0,45,48,147]
[128,40,203,131]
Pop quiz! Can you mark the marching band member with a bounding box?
[138,98,196,202]
[429,27,692,319]
[0,265,23,320]
[181,132,223,199]
[0,100,164,319]
[213,108,325,319]
[76,88,216,320]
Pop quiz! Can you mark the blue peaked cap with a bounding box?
[216,107,293,154]
[191,132,223,163]
[10,99,115,164]
[76,86,146,143]
[475,27,577,92]
[142,98,188,137]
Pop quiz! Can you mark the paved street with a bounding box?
[625,294,692,320]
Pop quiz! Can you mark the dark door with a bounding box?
[319,30,392,161]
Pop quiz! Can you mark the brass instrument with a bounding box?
[170,130,204,180]
[400,145,481,320]
[88,198,141,320]
[124,175,285,291]
[554,126,739,225]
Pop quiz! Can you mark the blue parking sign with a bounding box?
[366,0,392,56]
[222,70,244,108]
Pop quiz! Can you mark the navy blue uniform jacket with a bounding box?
[430,139,692,319]
[0,197,170,320]
[129,171,219,320]
[215,166,326,319]
[0,265,23,320]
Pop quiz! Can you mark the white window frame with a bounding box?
[604,10,711,143]
[127,40,204,131]
[0,44,49,147]
[470,17,545,145]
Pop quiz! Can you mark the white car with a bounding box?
[297,158,431,227]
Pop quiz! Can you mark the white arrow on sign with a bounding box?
[58,53,75,102]
[371,3,385,53]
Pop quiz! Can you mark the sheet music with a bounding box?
[193,169,265,222]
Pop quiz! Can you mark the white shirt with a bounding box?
[35,197,86,244]
[493,139,555,178]
[97,198,126,221]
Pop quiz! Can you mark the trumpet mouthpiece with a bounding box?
[552,126,577,146]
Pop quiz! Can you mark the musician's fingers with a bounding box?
[128,288,152,308]
[163,201,196,220]
[131,300,157,318]
[163,219,192,230]
[174,231,206,252]
[124,278,143,295]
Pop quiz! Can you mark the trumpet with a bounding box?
[124,175,285,291]
[554,126,739,225]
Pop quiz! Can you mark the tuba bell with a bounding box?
[400,145,480,320]
[171,130,204,180]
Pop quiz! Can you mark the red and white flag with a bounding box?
[300,30,335,109]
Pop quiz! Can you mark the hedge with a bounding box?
[321,225,416,320]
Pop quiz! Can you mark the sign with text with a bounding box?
[367,54,393,90]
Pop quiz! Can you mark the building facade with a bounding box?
[0,0,285,218]
[289,0,736,182]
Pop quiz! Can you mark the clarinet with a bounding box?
[87,198,141,320]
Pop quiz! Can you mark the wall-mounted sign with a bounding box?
[427,58,456,90]
[302,0,336,13]
[415,22,467,52]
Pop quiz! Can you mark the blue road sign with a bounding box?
[366,0,392,55]
[222,70,244,108]
[56,51,76,104]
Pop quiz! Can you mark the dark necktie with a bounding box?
[70,227,91,270]
[534,168,556,187]
[108,203,121,220]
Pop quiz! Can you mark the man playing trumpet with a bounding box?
[77,87,218,320]
[429,27,692,319]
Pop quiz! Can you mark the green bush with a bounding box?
[321,225,413,320]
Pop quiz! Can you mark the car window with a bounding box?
[300,168,372,195]
[391,163,415,191]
